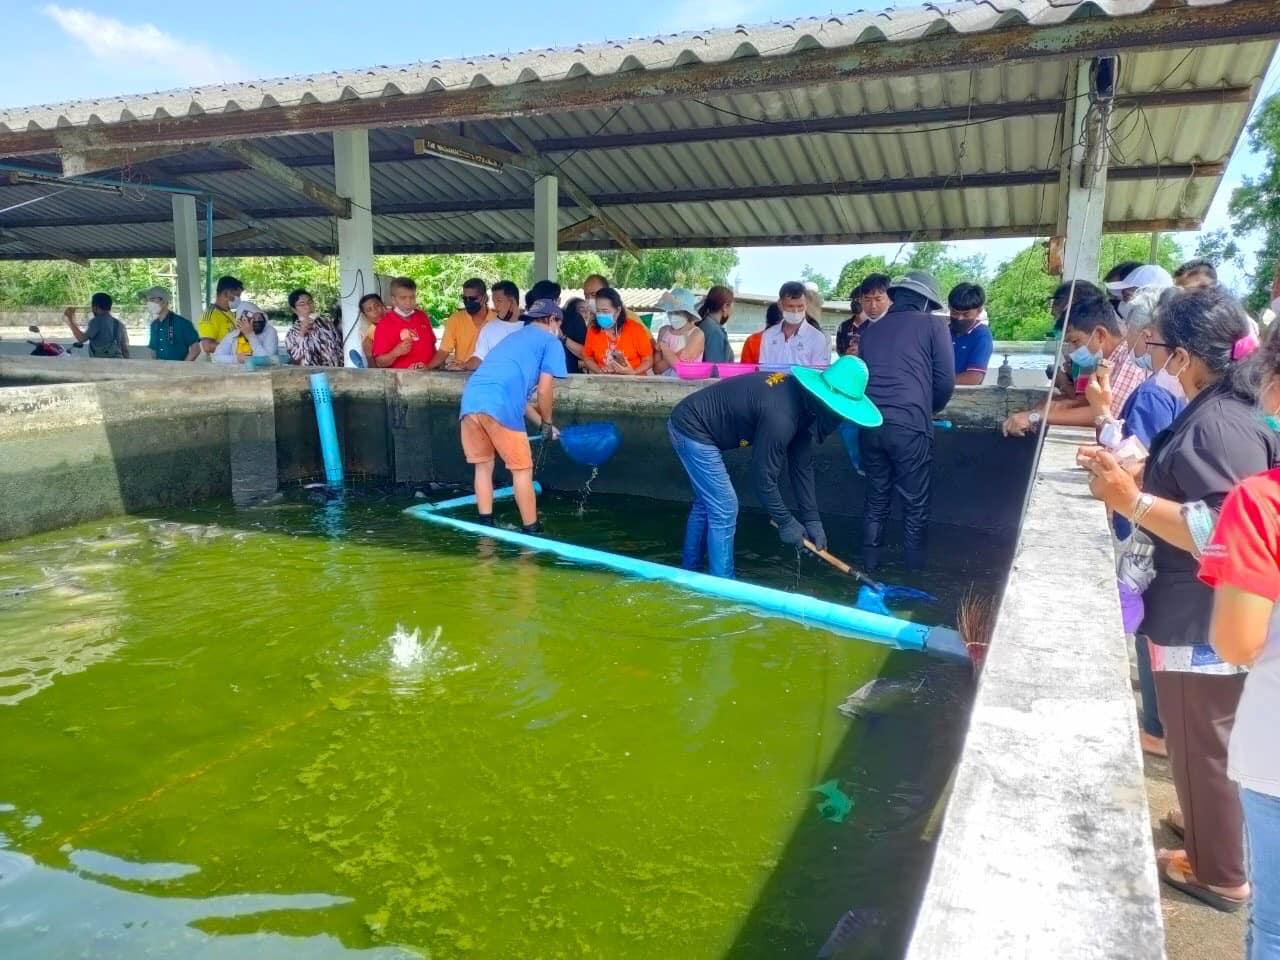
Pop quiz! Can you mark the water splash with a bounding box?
[388,624,433,668]
[576,466,600,517]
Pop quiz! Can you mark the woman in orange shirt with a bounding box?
[740,302,782,364]
[583,287,654,375]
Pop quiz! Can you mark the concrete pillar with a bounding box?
[533,174,558,283]
[334,129,374,364]
[1056,60,1111,284]
[171,195,201,321]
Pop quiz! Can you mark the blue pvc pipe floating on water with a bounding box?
[416,483,543,514]
[404,494,967,661]
[309,372,344,492]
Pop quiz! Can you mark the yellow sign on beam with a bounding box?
[413,138,504,173]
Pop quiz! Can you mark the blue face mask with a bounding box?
[1266,416,1280,433]
[596,312,616,330]
[1134,352,1153,371]
[1068,337,1101,371]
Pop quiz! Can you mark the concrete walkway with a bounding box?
[1143,732,1248,958]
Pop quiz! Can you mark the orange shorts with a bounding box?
[460,414,533,471]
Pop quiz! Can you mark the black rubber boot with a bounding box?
[521,521,544,536]
[476,513,495,527]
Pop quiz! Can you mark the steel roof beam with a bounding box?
[215,140,352,218]
[0,162,1224,229]
[0,217,1204,261]
[0,0,1274,157]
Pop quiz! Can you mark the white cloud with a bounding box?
[42,5,245,86]
[669,0,767,32]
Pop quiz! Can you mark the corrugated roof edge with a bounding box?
[0,0,1220,133]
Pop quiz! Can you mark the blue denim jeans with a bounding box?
[1244,788,1280,959]
[667,421,738,578]
[1135,635,1164,738]
[838,421,862,473]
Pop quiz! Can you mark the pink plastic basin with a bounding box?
[675,361,715,380]
[715,362,759,378]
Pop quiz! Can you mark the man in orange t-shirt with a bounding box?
[428,277,494,370]
[372,277,437,369]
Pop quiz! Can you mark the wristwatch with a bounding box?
[1028,411,1043,427]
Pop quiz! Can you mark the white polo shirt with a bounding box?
[759,321,830,368]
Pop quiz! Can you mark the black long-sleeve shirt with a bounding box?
[669,373,823,528]
[857,304,955,433]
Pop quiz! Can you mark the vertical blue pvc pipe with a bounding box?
[310,373,344,492]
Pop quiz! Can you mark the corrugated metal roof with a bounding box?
[0,0,1276,259]
[0,0,1248,132]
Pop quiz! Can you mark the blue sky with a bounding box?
[1,1,1277,294]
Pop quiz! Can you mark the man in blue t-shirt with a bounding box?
[948,282,994,386]
[458,298,568,533]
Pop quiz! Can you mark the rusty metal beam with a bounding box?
[0,218,1204,261]
[207,226,259,247]
[216,140,351,218]
[59,143,188,178]
[0,1,1272,156]
[0,161,1223,228]
[0,86,1252,182]
[558,216,602,242]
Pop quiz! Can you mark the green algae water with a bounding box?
[0,491,984,959]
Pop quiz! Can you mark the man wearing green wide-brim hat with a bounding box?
[667,356,881,578]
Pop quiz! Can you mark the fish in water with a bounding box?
[837,675,926,720]
[810,779,853,823]
[816,908,887,959]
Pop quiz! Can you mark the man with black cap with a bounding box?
[855,270,955,573]
[666,356,883,578]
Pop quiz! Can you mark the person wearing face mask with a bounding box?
[1080,286,1279,914]
[198,276,244,360]
[582,287,653,375]
[759,281,831,369]
[855,271,954,573]
[1106,264,1174,319]
[1102,260,1143,313]
[372,277,437,370]
[1084,287,1186,761]
[429,278,494,371]
[213,301,279,364]
[468,281,524,369]
[653,288,706,376]
[1198,331,1280,958]
[948,282,993,386]
[696,285,735,364]
[1003,295,1147,437]
[141,286,199,362]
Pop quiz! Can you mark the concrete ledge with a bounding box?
[907,428,1163,959]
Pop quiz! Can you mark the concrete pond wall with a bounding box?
[0,356,1162,957]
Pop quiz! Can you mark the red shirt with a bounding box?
[1199,469,1280,601]
[371,309,437,369]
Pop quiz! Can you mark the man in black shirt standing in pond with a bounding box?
[856,271,955,574]
[666,356,883,578]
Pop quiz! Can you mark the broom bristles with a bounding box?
[957,590,997,672]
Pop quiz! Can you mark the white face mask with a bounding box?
[229,297,243,313]
[146,302,164,319]
[1153,357,1186,400]
[1116,300,1133,320]
[782,309,806,326]
[394,306,414,318]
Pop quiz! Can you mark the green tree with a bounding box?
[834,254,892,301]
[1228,93,1280,312]
[985,243,1057,341]
[901,241,988,297]
[800,265,835,298]
[1097,233,1182,277]
[592,248,738,290]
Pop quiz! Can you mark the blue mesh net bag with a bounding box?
[558,422,621,467]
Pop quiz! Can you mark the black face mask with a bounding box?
[252,318,267,335]
[463,298,484,316]
[950,318,977,337]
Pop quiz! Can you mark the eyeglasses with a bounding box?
[1145,340,1173,349]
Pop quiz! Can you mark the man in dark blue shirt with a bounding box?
[948,282,993,386]
[856,271,955,573]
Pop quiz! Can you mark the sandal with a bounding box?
[1158,851,1247,914]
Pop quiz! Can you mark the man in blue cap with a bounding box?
[855,270,955,573]
[459,298,567,534]
[666,357,882,578]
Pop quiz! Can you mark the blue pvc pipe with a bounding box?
[404,498,966,660]
[309,373,344,492]
[416,483,542,514]
[932,420,953,430]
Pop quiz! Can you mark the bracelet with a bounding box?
[1130,493,1155,529]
